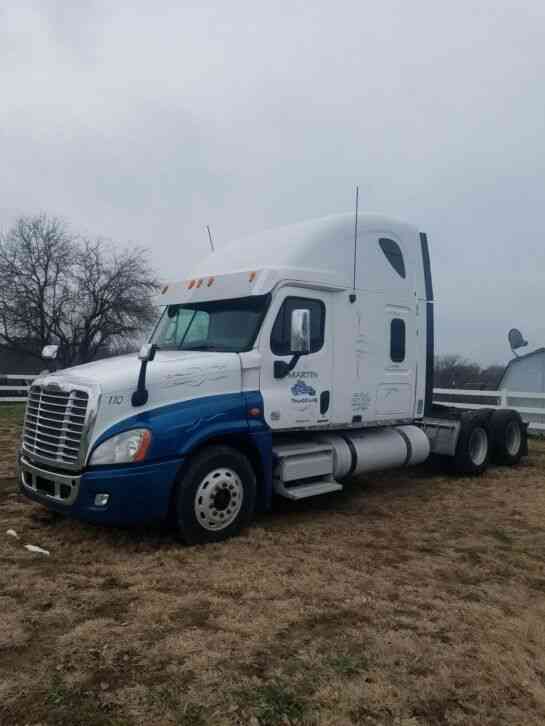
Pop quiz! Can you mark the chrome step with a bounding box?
[274,477,343,500]
[272,439,343,499]
[273,441,334,482]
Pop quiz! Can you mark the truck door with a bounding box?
[259,288,333,430]
[376,304,415,419]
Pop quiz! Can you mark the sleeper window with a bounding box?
[390,318,406,363]
[379,238,406,279]
[271,297,325,356]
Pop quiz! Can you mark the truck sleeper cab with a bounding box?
[18,213,527,544]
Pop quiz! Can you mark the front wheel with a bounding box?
[175,445,256,545]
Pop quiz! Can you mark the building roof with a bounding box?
[498,347,545,389]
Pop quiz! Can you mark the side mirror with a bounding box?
[42,345,59,360]
[138,343,157,362]
[274,309,312,379]
[290,309,311,355]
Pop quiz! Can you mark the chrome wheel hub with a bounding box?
[194,467,243,531]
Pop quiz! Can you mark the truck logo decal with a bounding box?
[160,364,230,389]
[161,368,206,388]
[291,380,316,397]
[287,370,318,379]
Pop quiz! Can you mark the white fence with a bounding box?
[433,388,545,433]
[2,376,545,432]
[0,374,37,403]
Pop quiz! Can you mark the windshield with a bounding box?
[151,294,270,353]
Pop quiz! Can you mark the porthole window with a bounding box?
[379,238,406,279]
[390,318,406,363]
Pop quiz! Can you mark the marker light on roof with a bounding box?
[249,271,257,283]
[161,285,169,295]
[196,279,203,288]
[207,277,215,287]
[188,279,196,289]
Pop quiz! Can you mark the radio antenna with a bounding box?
[206,225,215,253]
[352,185,359,291]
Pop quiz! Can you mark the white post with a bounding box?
[499,389,508,409]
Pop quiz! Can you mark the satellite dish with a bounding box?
[508,328,528,357]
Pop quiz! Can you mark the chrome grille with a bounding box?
[22,385,89,467]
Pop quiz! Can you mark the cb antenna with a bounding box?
[351,185,359,296]
[206,225,215,253]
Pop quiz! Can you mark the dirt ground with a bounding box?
[1,406,545,726]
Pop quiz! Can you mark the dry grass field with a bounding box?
[1,404,545,726]
[0,403,24,478]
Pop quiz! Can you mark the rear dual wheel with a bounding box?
[451,409,525,475]
[489,410,525,466]
[452,416,490,475]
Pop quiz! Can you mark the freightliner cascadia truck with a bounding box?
[18,213,527,544]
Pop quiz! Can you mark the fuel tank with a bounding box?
[316,425,430,479]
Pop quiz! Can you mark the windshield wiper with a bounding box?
[180,344,213,351]
[181,343,232,352]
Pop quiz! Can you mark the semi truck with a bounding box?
[18,213,527,544]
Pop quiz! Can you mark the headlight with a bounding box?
[89,429,152,466]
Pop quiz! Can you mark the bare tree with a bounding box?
[434,354,505,390]
[434,355,476,388]
[0,214,159,368]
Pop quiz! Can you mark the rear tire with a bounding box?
[489,410,525,466]
[452,416,490,475]
[175,445,256,545]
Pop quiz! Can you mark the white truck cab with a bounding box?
[18,213,527,543]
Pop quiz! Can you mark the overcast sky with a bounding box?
[1,1,544,365]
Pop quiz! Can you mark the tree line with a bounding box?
[0,214,159,368]
[434,354,505,390]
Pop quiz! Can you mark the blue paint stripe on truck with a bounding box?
[22,458,182,525]
[90,391,269,463]
[24,391,273,525]
[68,390,274,523]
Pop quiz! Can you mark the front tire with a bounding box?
[175,446,256,545]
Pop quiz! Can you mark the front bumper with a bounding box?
[19,456,182,525]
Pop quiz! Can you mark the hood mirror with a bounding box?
[41,344,59,372]
[42,345,59,360]
[138,343,157,362]
[132,344,158,407]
